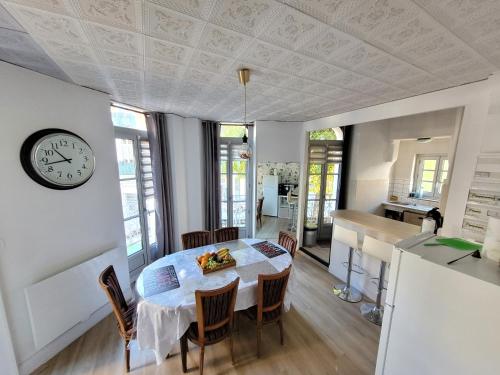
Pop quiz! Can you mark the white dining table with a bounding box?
[135,238,294,364]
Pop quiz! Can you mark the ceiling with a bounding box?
[0,0,499,122]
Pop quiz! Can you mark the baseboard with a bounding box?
[18,286,131,375]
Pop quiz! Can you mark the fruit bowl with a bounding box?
[196,248,236,274]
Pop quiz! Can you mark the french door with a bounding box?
[220,139,252,238]
[115,128,156,280]
[305,140,343,240]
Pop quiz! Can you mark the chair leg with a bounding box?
[256,324,262,358]
[124,339,130,373]
[229,332,235,365]
[180,334,188,373]
[199,345,205,375]
[278,319,284,346]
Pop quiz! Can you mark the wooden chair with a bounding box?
[98,265,136,372]
[278,231,298,258]
[181,230,211,250]
[245,265,292,357]
[256,197,264,228]
[214,227,239,243]
[181,278,240,375]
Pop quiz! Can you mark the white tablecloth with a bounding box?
[135,238,294,364]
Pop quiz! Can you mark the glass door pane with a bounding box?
[306,163,322,226]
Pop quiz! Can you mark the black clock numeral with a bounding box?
[59,139,68,147]
[47,166,54,172]
[83,156,89,161]
[82,164,87,169]
[44,149,54,156]
[79,148,83,154]
[51,142,59,150]
[41,157,48,164]
[67,173,72,180]
[77,170,82,176]
[58,171,62,178]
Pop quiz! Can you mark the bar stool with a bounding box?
[359,235,393,326]
[332,225,362,303]
[287,191,298,231]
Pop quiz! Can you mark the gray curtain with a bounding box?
[202,120,221,234]
[146,113,175,258]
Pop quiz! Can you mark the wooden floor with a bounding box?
[33,253,380,375]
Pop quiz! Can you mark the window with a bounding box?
[220,124,246,138]
[309,128,337,140]
[112,106,156,275]
[413,154,448,200]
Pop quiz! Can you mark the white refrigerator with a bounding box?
[376,232,500,375]
[262,175,279,216]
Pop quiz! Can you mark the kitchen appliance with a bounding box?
[376,233,500,375]
[262,175,279,216]
[278,183,297,196]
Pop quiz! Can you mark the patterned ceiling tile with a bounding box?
[147,58,184,78]
[189,50,230,73]
[0,2,24,30]
[209,0,276,37]
[98,49,142,70]
[272,51,319,75]
[6,4,87,43]
[301,62,343,82]
[146,2,205,47]
[281,76,317,91]
[355,55,423,84]
[329,41,385,69]
[298,25,355,61]
[197,23,251,57]
[259,4,320,50]
[327,70,386,93]
[74,0,140,30]
[397,31,456,61]
[238,40,286,68]
[85,21,142,55]
[283,0,358,25]
[145,36,191,64]
[7,0,74,15]
[107,66,143,81]
[38,39,97,63]
[148,0,216,19]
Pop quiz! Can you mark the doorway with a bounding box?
[219,124,254,238]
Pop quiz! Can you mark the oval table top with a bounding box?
[135,238,294,364]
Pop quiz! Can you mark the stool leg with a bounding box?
[360,261,386,325]
[333,247,362,303]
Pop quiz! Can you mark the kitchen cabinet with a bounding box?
[403,211,424,226]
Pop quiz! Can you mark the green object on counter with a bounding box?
[424,237,482,251]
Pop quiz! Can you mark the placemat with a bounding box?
[252,241,287,258]
[235,261,278,283]
[143,265,180,297]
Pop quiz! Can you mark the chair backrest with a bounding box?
[362,235,393,263]
[278,231,297,258]
[257,197,264,215]
[257,265,292,321]
[195,278,240,343]
[214,227,239,243]
[182,230,211,250]
[98,265,129,336]
[333,225,359,249]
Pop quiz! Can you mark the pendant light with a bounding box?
[238,68,252,160]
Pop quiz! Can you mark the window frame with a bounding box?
[413,154,448,200]
[113,112,156,279]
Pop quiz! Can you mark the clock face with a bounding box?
[22,130,95,189]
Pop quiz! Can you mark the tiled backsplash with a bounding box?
[257,162,300,198]
[388,178,438,207]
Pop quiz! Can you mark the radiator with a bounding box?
[24,247,129,350]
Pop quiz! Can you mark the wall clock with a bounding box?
[20,128,95,190]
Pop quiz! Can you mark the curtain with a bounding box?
[146,113,175,258]
[338,125,353,210]
[202,120,221,235]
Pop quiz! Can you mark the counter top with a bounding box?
[331,209,420,244]
[382,201,435,214]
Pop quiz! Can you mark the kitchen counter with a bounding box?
[331,209,420,245]
[382,201,435,214]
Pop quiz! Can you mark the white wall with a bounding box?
[0,62,128,374]
[167,114,204,249]
[255,121,303,162]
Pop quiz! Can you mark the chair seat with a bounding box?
[245,305,282,323]
[186,322,230,345]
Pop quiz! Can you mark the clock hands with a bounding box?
[54,149,72,163]
[45,158,73,165]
